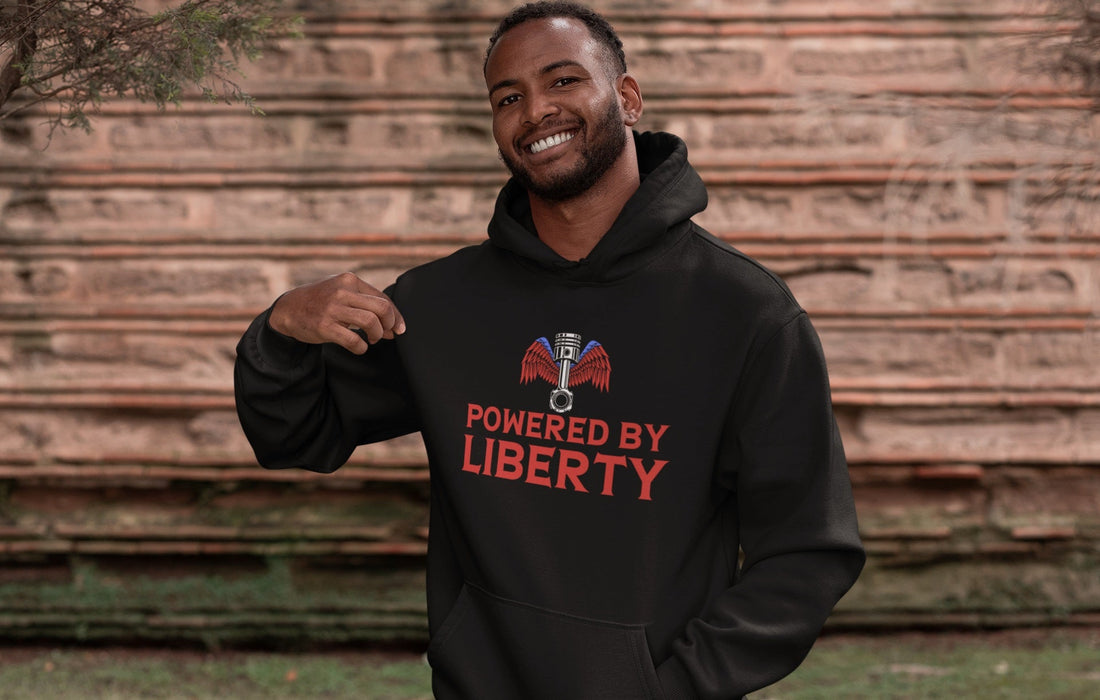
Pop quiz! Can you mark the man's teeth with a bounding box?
[529,131,575,154]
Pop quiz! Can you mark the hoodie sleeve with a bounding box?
[655,311,865,699]
[233,304,420,472]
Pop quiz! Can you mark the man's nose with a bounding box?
[523,91,560,125]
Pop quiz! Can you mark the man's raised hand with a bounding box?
[268,272,406,355]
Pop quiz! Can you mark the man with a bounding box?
[234,2,865,698]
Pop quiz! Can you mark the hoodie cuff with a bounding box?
[254,307,314,368]
[656,656,698,700]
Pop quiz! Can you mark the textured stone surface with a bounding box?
[0,0,1097,644]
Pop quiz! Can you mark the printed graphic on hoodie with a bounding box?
[460,333,668,501]
[462,402,670,502]
[520,333,610,413]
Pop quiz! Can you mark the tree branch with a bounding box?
[1,0,300,133]
[0,80,74,120]
[0,0,55,110]
[0,0,59,46]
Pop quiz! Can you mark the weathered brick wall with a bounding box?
[1,0,1097,644]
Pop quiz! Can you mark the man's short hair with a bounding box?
[484,1,628,78]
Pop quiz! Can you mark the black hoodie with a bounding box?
[235,131,865,699]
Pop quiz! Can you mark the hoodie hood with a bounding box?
[486,131,708,284]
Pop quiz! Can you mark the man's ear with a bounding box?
[618,74,643,126]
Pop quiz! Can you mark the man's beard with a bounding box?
[499,98,628,203]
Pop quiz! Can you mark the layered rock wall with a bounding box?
[0,0,1096,643]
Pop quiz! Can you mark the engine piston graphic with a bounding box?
[549,333,582,413]
[520,333,610,413]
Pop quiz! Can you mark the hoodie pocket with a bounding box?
[428,583,664,700]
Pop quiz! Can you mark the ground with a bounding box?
[0,628,1096,698]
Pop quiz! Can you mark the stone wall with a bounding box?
[0,0,1097,645]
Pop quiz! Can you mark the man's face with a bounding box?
[484,17,630,202]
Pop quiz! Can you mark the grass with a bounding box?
[0,629,1096,698]
[0,648,433,700]
[753,629,1100,699]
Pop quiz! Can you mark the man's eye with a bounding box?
[554,77,578,87]
[498,94,520,107]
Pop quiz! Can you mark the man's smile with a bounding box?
[525,129,577,154]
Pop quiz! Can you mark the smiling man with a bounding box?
[234,3,865,699]
[488,16,638,207]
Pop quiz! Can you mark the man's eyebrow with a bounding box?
[488,60,586,95]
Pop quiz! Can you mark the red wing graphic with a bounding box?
[570,341,610,392]
[520,337,559,385]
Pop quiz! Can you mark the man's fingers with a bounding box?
[337,307,388,344]
[391,304,407,336]
[342,291,405,338]
[267,273,404,348]
[329,324,370,355]
[345,275,406,335]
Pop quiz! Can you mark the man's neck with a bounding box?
[528,143,641,262]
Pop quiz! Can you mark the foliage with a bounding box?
[0,0,301,132]
[1023,0,1100,231]
[1040,0,1100,98]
